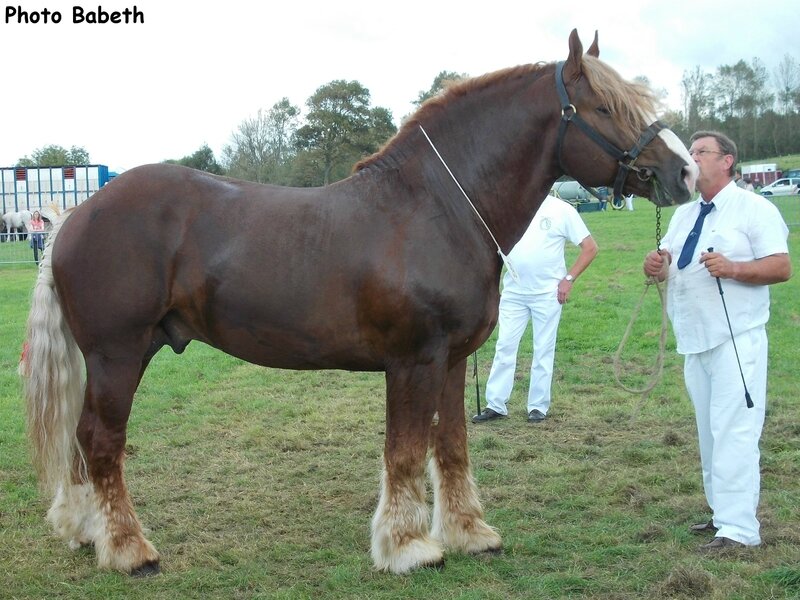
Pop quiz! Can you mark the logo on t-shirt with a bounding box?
[540,217,552,231]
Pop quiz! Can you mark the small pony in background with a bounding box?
[2,209,32,241]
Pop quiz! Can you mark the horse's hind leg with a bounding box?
[371,361,445,573]
[47,457,100,551]
[72,353,159,574]
[430,359,502,555]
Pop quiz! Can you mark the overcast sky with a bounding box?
[2,0,796,173]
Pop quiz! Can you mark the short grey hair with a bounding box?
[690,130,738,177]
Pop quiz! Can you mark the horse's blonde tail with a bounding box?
[19,209,86,494]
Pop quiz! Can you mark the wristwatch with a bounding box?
[564,274,574,282]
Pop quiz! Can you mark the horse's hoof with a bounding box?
[130,560,161,577]
[474,545,503,558]
[421,558,446,571]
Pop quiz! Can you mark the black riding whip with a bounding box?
[472,351,482,416]
[707,247,754,409]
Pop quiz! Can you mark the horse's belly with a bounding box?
[195,293,385,372]
[209,328,385,372]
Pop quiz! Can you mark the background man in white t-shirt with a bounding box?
[473,195,598,424]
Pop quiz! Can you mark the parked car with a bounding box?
[780,169,800,179]
[759,177,800,196]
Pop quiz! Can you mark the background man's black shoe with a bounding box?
[472,408,506,423]
[528,409,546,423]
[689,520,718,535]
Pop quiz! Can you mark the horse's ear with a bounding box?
[564,29,584,81]
[586,30,599,57]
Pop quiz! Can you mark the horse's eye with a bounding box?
[597,106,611,116]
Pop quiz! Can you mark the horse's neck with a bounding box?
[412,101,561,252]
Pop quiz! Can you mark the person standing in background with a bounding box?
[473,195,598,424]
[29,210,46,263]
[596,186,608,211]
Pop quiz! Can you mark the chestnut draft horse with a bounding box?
[21,30,697,576]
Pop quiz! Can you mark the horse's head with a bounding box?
[555,30,697,206]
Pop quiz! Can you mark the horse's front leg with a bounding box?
[371,359,445,573]
[430,358,502,555]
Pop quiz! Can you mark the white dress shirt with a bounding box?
[660,182,789,354]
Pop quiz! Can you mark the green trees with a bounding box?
[223,83,395,186]
[674,57,800,160]
[413,70,469,108]
[774,54,800,116]
[222,98,300,184]
[17,145,90,166]
[293,80,395,185]
[165,144,224,174]
[293,80,372,186]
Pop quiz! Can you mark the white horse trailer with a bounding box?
[1,164,114,214]
[741,163,779,186]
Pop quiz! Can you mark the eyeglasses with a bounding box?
[688,149,726,157]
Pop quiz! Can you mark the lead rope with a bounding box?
[613,206,669,405]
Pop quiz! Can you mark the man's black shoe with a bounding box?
[698,536,746,552]
[689,520,718,535]
[472,408,506,423]
[527,409,546,423]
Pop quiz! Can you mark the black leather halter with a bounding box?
[555,60,665,199]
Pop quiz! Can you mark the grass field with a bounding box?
[1,201,798,599]
[0,233,48,266]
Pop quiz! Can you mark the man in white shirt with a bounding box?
[473,195,598,424]
[643,130,791,551]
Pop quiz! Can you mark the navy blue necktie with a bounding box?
[677,202,714,269]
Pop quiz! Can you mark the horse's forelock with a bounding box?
[580,56,659,139]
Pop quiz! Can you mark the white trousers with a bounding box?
[684,326,767,546]
[484,289,562,416]
[625,195,634,211]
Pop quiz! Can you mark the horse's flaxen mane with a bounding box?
[580,55,659,141]
[354,56,658,173]
[354,63,550,172]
